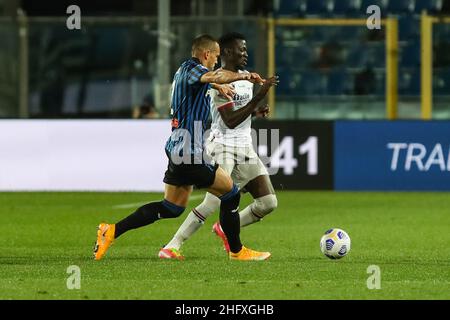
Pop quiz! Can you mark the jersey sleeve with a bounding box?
[187,64,209,85]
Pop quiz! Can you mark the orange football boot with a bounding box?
[229,246,271,261]
[93,223,115,260]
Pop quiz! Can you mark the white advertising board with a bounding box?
[0,120,171,191]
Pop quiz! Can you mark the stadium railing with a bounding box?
[266,17,399,120]
[421,11,450,119]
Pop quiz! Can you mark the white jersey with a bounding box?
[208,70,254,146]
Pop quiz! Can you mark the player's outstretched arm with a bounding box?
[218,76,278,129]
[201,68,262,85]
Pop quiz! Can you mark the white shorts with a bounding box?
[206,141,269,190]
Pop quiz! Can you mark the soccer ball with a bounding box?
[320,228,351,259]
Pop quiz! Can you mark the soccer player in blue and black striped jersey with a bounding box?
[94,34,271,261]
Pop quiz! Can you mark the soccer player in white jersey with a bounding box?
[159,32,279,259]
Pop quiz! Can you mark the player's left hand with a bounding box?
[215,84,236,101]
[255,104,270,118]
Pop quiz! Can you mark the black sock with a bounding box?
[115,200,185,238]
[219,188,242,254]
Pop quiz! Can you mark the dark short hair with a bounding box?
[191,34,218,54]
[218,32,246,54]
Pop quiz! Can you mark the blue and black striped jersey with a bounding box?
[165,58,211,159]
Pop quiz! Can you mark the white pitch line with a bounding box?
[112,201,147,209]
[112,194,205,209]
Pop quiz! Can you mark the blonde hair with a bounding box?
[191,34,218,56]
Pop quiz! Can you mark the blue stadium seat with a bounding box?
[309,27,329,42]
[361,0,389,13]
[278,27,311,43]
[400,41,420,68]
[399,16,419,40]
[333,0,363,16]
[399,68,420,95]
[297,70,327,95]
[290,73,305,95]
[434,23,450,42]
[306,0,322,15]
[347,44,366,68]
[347,44,379,69]
[415,0,443,14]
[277,69,327,96]
[387,0,416,14]
[276,44,313,69]
[275,67,292,95]
[306,0,335,16]
[276,68,322,96]
[357,43,385,68]
[327,69,353,95]
[333,0,351,14]
[375,71,386,95]
[433,69,450,95]
[331,25,366,42]
[275,0,311,17]
[294,46,314,68]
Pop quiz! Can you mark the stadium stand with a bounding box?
[434,68,450,95]
[273,0,449,100]
[9,0,450,119]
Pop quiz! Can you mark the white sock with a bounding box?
[239,194,278,227]
[164,212,203,250]
[239,203,262,227]
[164,193,220,250]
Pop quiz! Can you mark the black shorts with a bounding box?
[163,153,219,189]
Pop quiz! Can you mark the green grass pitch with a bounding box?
[1,191,449,300]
